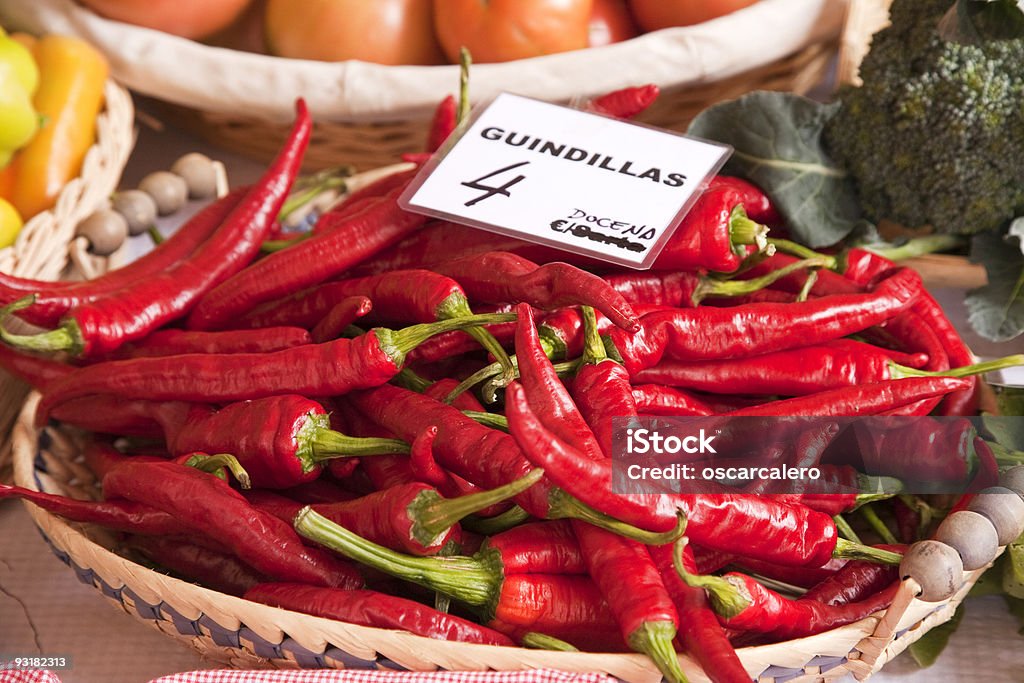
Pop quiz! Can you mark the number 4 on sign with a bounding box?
[461,161,530,207]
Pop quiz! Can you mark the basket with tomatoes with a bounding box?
[0,0,875,170]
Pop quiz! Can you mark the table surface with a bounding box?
[2,102,1023,683]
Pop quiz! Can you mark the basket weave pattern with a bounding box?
[11,393,991,682]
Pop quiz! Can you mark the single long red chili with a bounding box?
[724,377,972,417]
[246,583,515,646]
[293,506,624,649]
[426,94,458,152]
[186,180,427,331]
[707,176,781,225]
[105,326,312,360]
[572,521,687,683]
[434,251,639,330]
[0,187,247,328]
[102,459,363,588]
[35,312,514,422]
[1,103,311,357]
[585,84,659,119]
[631,384,715,416]
[127,535,267,597]
[310,295,373,343]
[649,543,754,683]
[0,483,186,535]
[607,267,922,375]
[480,520,586,575]
[802,548,903,606]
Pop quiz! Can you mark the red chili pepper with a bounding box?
[423,378,485,412]
[726,555,847,590]
[106,326,312,360]
[632,339,934,397]
[321,167,421,230]
[186,180,427,331]
[310,296,373,343]
[0,343,69,388]
[246,583,515,646]
[585,84,659,119]
[607,267,923,375]
[2,106,311,357]
[0,187,247,328]
[723,377,971,417]
[281,478,358,505]
[405,318,518,367]
[685,565,901,641]
[427,94,458,152]
[649,543,753,683]
[434,251,639,330]
[802,548,903,606]
[293,506,624,650]
[35,312,514,423]
[161,394,411,489]
[572,521,688,683]
[505,381,897,567]
[0,482,186,535]
[127,535,267,596]
[707,176,781,225]
[631,384,715,416]
[102,459,363,588]
[480,520,586,574]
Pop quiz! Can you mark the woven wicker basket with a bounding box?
[0,79,135,481]
[11,392,994,682]
[2,0,890,172]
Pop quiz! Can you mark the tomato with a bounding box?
[78,0,253,40]
[589,0,639,46]
[264,0,444,65]
[629,0,760,30]
[433,0,594,64]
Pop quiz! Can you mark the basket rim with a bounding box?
[1,0,851,123]
[9,391,989,682]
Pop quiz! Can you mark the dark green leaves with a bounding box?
[940,0,1024,44]
[687,91,864,248]
[966,229,1024,341]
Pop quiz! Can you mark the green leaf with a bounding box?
[984,414,1024,450]
[908,604,964,668]
[969,557,1006,597]
[1003,543,1024,599]
[966,230,1024,341]
[687,91,864,249]
[1005,596,1024,635]
[996,386,1024,417]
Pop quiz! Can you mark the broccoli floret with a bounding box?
[824,0,1024,234]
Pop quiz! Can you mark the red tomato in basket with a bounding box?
[433,0,595,64]
[264,0,445,65]
[78,0,254,40]
[629,0,761,30]
[589,0,640,46]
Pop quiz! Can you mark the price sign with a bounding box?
[399,92,732,269]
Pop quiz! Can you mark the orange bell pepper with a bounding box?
[7,35,108,220]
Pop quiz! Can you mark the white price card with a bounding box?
[398,92,732,269]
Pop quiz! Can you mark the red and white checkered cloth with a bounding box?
[149,671,615,683]
[0,671,63,683]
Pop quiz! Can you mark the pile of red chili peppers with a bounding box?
[0,89,1013,683]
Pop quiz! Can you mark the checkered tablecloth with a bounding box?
[0,670,616,683]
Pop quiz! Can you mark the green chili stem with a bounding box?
[795,270,817,302]
[834,538,903,565]
[395,367,432,393]
[461,410,509,432]
[479,357,581,404]
[671,538,749,619]
[294,507,500,611]
[0,295,84,355]
[436,292,517,387]
[833,514,861,543]
[260,232,310,254]
[280,165,353,220]
[859,505,900,545]
[864,235,964,262]
[183,453,251,489]
[147,227,164,245]
[383,312,517,358]
[728,206,769,253]
[521,632,579,651]
[550,492,688,545]
[461,505,530,535]
[411,469,545,545]
[890,354,1024,379]
[628,621,689,683]
[693,256,831,304]
[579,306,608,365]
[768,238,840,270]
[309,429,410,462]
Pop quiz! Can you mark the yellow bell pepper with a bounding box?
[0,27,39,170]
[7,34,108,220]
[0,196,23,249]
